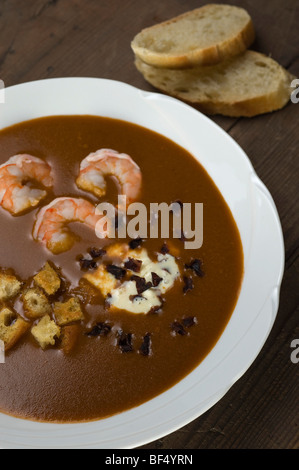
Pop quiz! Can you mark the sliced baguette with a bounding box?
[131,4,255,69]
[135,51,295,117]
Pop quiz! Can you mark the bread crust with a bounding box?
[135,52,295,117]
[131,4,255,68]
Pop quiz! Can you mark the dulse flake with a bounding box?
[139,333,152,356]
[160,242,169,255]
[106,264,126,280]
[151,272,163,287]
[171,321,187,336]
[124,258,142,273]
[89,248,106,259]
[183,276,194,294]
[131,275,153,294]
[129,237,143,250]
[79,258,97,271]
[85,322,112,337]
[182,316,196,328]
[118,331,134,353]
[185,258,204,277]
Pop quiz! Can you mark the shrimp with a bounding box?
[76,148,142,206]
[33,197,105,254]
[0,154,53,215]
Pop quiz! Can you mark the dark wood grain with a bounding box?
[0,0,298,449]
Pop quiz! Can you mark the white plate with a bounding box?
[0,78,284,449]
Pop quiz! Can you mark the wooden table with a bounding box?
[0,0,298,449]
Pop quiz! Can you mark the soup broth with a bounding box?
[0,116,243,422]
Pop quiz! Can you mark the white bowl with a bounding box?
[0,78,284,448]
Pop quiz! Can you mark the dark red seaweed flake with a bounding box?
[79,258,97,271]
[131,275,153,294]
[160,242,169,254]
[129,237,143,250]
[118,331,134,353]
[139,333,152,356]
[104,293,112,309]
[85,322,112,337]
[89,247,106,259]
[151,272,163,287]
[185,258,204,277]
[171,321,187,336]
[148,304,162,314]
[183,276,194,294]
[124,258,142,273]
[106,264,126,280]
[182,316,197,328]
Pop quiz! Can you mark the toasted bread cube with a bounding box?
[105,243,129,259]
[82,244,127,297]
[0,273,21,302]
[0,307,30,351]
[31,314,60,349]
[60,324,80,354]
[83,264,117,297]
[23,287,51,319]
[54,297,84,326]
[34,262,61,296]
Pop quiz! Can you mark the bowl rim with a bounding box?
[0,77,285,448]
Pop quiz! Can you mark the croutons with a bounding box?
[0,307,30,351]
[104,242,129,259]
[34,262,61,296]
[83,264,117,297]
[59,324,80,354]
[82,244,128,297]
[31,314,61,349]
[0,272,21,302]
[54,297,84,326]
[23,287,51,319]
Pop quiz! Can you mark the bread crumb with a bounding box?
[83,264,117,297]
[0,273,21,302]
[54,297,84,326]
[82,244,129,297]
[60,324,80,354]
[23,287,51,319]
[34,262,61,296]
[31,314,61,349]
[0,307,30,351]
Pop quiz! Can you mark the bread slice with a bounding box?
[131,4,255,68]
[135,51,295,117]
